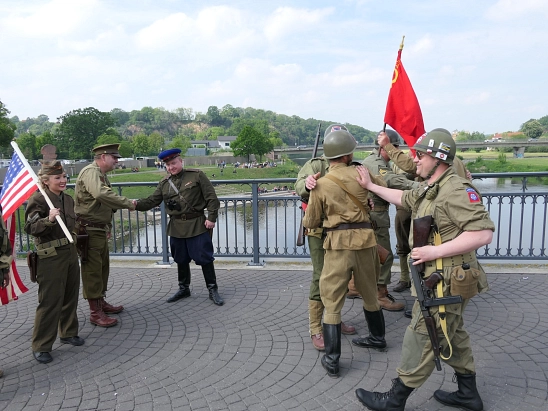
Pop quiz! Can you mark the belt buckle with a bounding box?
[181,214,187,221]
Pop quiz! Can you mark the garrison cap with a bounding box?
[92,143,122,158]
[158,148,182,162]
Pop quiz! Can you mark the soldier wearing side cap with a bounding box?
[25,156,84,364]
[133,148,224,306]
[74,143,135,328]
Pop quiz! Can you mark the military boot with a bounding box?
[167,282,191,303]
[88,299,117,328]
[355,378,414,411]
[377,284,405,311]
[308,300,324,351]
[321,323,341,378]
[202,262,224,305]
[346,274,362,299]
[433,372,484,411]
[101,298,124,314]
[207,284,224,306]
[167,263,192,303]
[352,308,386,349]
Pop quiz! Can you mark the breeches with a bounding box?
[170,231,215,266]
[81,229,109,300]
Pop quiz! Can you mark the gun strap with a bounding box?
[433,230,453,361]
[324,175,368,215]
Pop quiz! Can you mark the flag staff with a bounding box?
[10,142,74,243]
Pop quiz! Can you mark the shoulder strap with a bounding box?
[324,174,367,214]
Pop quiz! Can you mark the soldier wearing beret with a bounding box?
[74,143,135,328]
[133,148,224,306]
[25,158,84,364]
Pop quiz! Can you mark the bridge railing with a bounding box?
[13,172,548,264]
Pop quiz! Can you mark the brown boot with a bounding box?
[392,281,411,292]
[101,298,124,314]
[377,285,405,311]
[311,333,325,351]
[88,299,118,328]
[341,322,356,335]
[346,274,362,299]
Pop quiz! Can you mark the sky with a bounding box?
[1,0,547,135]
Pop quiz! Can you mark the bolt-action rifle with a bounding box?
[296,122,322,246]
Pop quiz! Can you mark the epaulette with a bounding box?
[183,168,200,172]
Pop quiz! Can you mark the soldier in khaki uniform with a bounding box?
[303,129,388,378]
[0,207,12,377]
[134,148,224,306]
[355,130,494,411]
[296,124,356,352]
[75,144,135,328]
[362,130,419,312]
[25,160,84,364]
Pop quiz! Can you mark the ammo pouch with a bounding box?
[76,225,89,263]
[450,265,480,299]
[26,251,38,283]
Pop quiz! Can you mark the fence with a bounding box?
[13,172,548,265]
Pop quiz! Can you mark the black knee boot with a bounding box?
[434,372,484,411]
[321,323,341,378]
[356,378,414,411]
[352,308,386,349]
[167,264,191,303]
[202,262,224,306]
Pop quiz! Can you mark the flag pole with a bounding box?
[10,142,74,243]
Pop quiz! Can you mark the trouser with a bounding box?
[32,245,80,352]
[395,206,412,282]
[320,247,380,325]
[370,210,393,285]
[397,299,475,388]
[81,229,110,300]
[308,235,324,302]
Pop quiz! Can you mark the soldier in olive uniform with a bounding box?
[361,130,419,312]
[296,124,356,352]
[25,160,84,364]
[75,144,135,328]
[303,129,388,378]
[355,130,494,411]
[0,207,11,377]
[134,148,224,306]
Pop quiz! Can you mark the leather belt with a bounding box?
[76,215,108,229]
[36,238,71,250]
[173,212,204,221]
[324,222,374,232]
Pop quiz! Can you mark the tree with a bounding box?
[168,133,191,156]
[56,107,115,159]
[231,125,274,162]
[148,131,165,155]
[0,99,16,147]
[521,119,543,140]
[17,132,38,160]
[36,131,57,152]
[206,106,223,126]
[96,129,122,146]
[131,133,150,157]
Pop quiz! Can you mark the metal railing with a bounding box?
[13,172,548,264]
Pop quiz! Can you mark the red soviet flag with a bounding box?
[384,42,426,147]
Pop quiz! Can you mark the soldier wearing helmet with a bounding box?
[295,124,357,353]
[354,129,495,410]
[302,129,388,378]
[359,129,419,315]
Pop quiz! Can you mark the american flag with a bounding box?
[0,150,35,305]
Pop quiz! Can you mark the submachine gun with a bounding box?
[409,215,463,371]
[296,122,322,246]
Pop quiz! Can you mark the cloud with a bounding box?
[264,7,334,42]
[2,0,100,37]
[486,0,548,20]
[465,91,490,104]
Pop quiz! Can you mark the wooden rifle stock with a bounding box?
[412,215,433,272]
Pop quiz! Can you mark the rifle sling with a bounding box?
[434,230,454,362]
[324,175,368,215]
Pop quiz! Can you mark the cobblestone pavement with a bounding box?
[0,261,547,410]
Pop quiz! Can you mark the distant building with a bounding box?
[187,136,237,156]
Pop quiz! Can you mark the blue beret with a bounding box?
[158,148,181,162]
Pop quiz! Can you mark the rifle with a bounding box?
[297,122,322,246]
[409,259,462,371]
[412,215,434,273]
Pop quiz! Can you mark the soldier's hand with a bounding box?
[1,269,9,288]
[205,220,215,229]
[410,245,439,265]
[368,198,375,211]
[49,208,60,222]
[355,166,372,189]
[377,132,390,148]
[305,172,321,191]
[132,199,138,207]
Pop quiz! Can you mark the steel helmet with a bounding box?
[377,129,402,145]
[324,124,348,138]
[323,130,357,159]
[413,130,456,164]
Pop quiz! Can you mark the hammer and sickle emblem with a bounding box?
[391,68,399,88]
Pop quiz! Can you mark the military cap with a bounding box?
[40,160,64,176]
[158,148,182,162]
[92,143,122,158]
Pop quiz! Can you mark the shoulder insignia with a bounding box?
[379,168,388,177]
[466,187,481,203]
